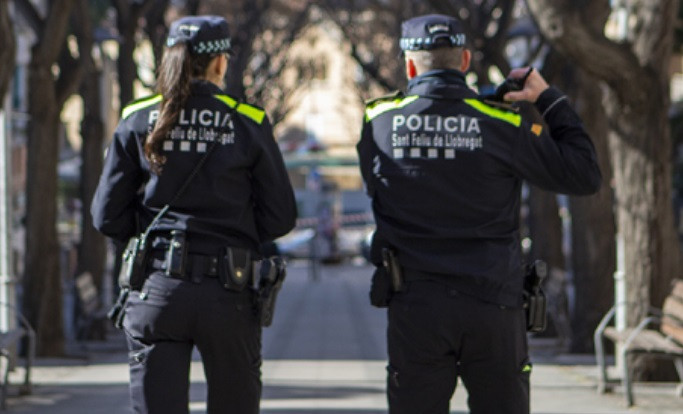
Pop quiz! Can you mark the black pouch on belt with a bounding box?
[523,260,548,332]
[369,266,392,308]
[119,235,150,291]
[219,247,252,291]
[382,248,403,292]
[165,230,188,278]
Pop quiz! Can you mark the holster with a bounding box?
[369,248,403,308]
[523,260,548,333]
[255,257,286,327]
[382,248,403,292]
[107,288,129,329]
[369,266,392,308]
[119,235,150,291]
[218,247,253,292]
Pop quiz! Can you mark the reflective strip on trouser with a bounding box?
[386,280,530,414]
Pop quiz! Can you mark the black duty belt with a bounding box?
[149,252,219,278]
[402,267,442,282]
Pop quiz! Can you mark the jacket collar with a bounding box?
[406,69,477,99]
[190,79,226,96]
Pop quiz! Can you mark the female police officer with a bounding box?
[91,15,296,414]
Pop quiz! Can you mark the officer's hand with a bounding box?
[503,67,549,103]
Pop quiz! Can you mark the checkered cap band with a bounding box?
[166,15,232,55]
[193,38,232,54]
[399,34,466,51]
[400,14,466,51]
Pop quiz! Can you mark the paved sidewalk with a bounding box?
[4,261,683,413]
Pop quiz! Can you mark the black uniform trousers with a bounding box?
[123,271,261,414]
[387,279,530,414]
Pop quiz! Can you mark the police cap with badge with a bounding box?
[399,14,466,51]
[167,15,234,55]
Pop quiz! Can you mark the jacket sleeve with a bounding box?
[511,87,602,195]
[90,121,145,241]
[356,119,376,197]
[250,116,297,242]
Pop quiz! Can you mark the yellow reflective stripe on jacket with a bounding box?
[236,104,266,124]
[464,99,521,127]
[121,95,162,119]
[214,94,238,108]
[213,95,266,124]
[365,95,419,122]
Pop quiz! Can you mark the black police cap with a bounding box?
[166,15,233,55]
[400,14,466,51]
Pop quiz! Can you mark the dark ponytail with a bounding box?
[145,44,217,174]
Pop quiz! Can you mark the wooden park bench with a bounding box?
[0,302,34,410]
[594,279,683,406]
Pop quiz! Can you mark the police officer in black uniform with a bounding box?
[91,15,296,414]
[357,14,601,414]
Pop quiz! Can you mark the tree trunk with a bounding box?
[143,0,171,70]
[0,0,15,105]
[527,0,681,378]
[569,72,616,353]
[24,65,64,356]
[117,23,137,106]
[605,90,679,319]
[19,0,80,356]
[77,59,107,295]
[220,0,271,99]
[115,0,154,105]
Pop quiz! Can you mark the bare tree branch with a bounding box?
[34,0,77,65]
[113,0,156,104]
[320,1,405,92]
[348,44,398,91]
[525,0,656,107]
[55,46,82,106]
[55,0,93,106]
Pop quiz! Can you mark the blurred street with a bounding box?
[5,261,683,413]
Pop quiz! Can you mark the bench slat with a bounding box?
[662,316,683,346]
[671,280,683,302]
[604,326,683,355]
[663,295,683,346]
[663,296,683,320]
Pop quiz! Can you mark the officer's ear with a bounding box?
[214,54,228,77]
[460,49,471,73]
[204,54,228,88]
[405,58,417,80]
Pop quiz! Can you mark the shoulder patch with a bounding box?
[464,99,521,127]
[213,94,266,125]
[121,95,162,120]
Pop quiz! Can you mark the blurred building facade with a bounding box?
[274,19,367,192]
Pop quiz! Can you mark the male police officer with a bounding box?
[357,14,601,414]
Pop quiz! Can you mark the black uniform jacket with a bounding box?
[91,80,297,255]
[357,70,601,306]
